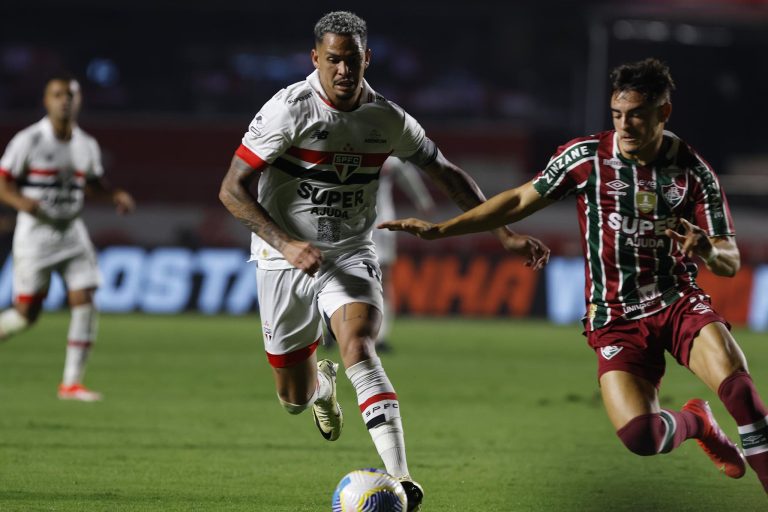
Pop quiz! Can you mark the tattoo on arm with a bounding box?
[425,159,486,212]
[219,156,291,251]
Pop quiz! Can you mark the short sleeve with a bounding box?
[0,132,30,179]
[689,162,735,237]
[389,103,426,160]
[532,139,596,200]
[240,92,295,163]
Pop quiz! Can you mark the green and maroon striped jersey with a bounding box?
[532,130,735,331]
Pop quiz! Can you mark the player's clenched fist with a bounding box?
[282,241,323,276]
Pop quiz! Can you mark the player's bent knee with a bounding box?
[616,414,664,456]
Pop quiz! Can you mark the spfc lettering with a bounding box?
[333,153,362,182]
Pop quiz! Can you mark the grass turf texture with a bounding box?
[0,313,765,511]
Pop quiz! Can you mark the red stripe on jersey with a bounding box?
[286,146,332,165]
[74,171,86,179]
[16,293,47,305]
[0,168,12,180]
[235,144,268,171]
[286,146,392,168]
[359,392,398,412]
[360,152,391,168]
[265,339,319,368]
[28,168,59,176]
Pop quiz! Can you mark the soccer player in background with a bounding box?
[380,58,768,493]
[219,11,549,510]
[0,76,135,401]
[372,157,434,351]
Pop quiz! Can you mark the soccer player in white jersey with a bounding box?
[218,11,549,511]
[372,157,434,351]
[0,75,135,401]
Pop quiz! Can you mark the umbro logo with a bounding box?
[606,180,629,191]
[606,179,629,196]
[692,302,712,315]
[600,345,623,360]
[742,433,767,447]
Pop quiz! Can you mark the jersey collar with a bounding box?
[42,116,80,142]
[611,130,680,168]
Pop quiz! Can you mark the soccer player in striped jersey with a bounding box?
[0,76,135,401]
[381,58,768,493]
[219,11,549,511]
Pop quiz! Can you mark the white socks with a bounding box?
[62,304,98,386]
[346,357,410,478]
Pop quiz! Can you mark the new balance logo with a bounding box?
[600,346,623,360]
[311,130,329,140]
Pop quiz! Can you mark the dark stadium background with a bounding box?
[1,0,766,327]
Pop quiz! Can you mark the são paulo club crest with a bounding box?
[333,153,362,182]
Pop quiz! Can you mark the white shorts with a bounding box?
[257,248,383,367]
[13,249,101,303]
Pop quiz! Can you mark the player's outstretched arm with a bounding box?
[665,218,740,277]
[219,155,322,275]
[379,179,551,239]
[415,153,551,269]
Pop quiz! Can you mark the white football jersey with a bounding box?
[0,117,103,264]
[238,71,429,269]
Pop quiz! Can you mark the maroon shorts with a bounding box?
[586,291,730,388]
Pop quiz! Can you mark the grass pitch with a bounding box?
[0,313,765,511]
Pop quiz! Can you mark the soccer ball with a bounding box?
[331,468,407,511]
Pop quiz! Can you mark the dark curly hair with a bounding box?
[314,11,367,48]
[610,58,676,105]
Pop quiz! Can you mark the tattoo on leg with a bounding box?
[342,304,368,322]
